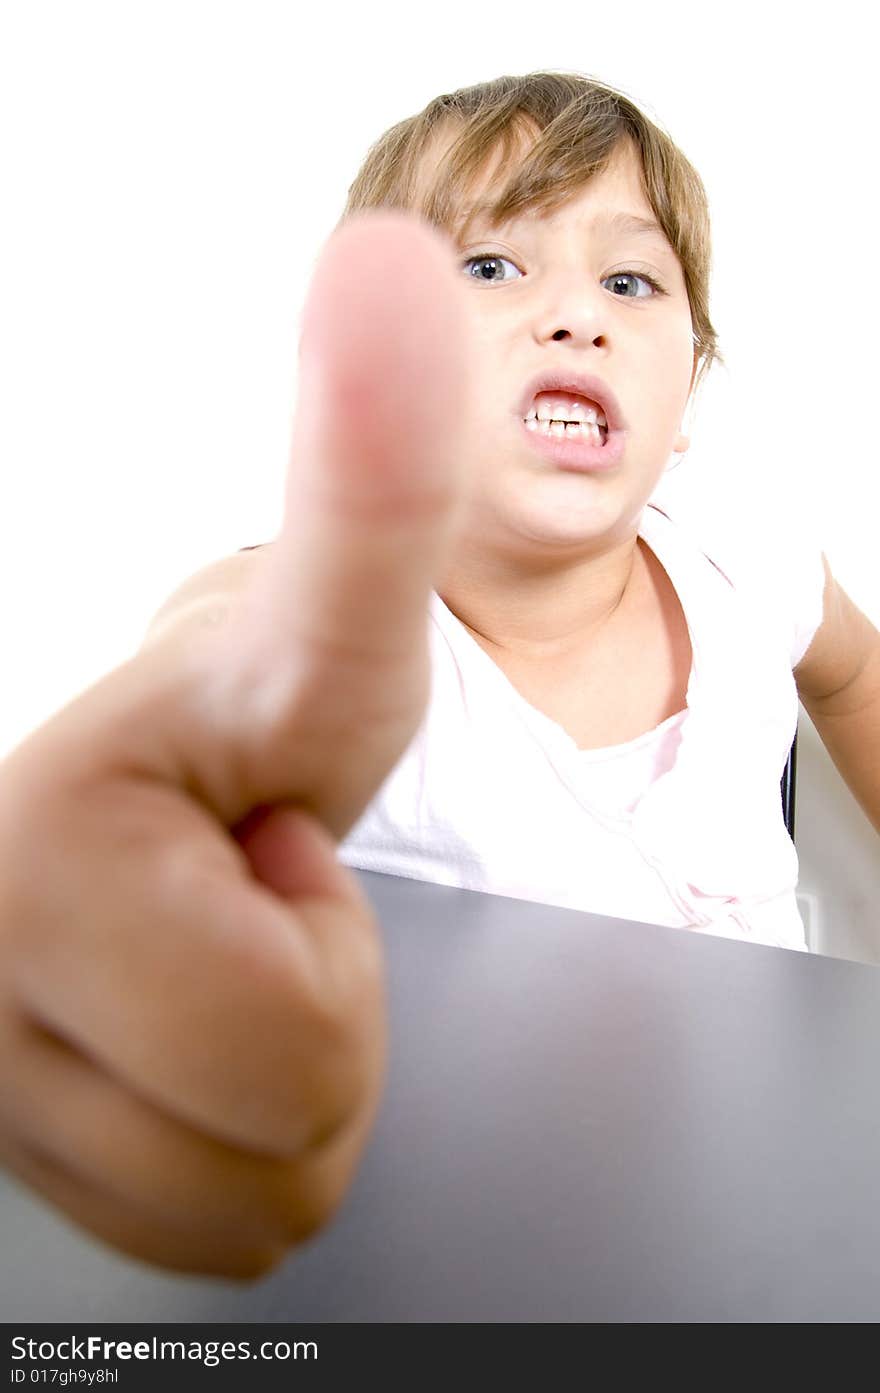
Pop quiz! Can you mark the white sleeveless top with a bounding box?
[338,502,826,952]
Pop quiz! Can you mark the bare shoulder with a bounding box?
[144,543,276,641]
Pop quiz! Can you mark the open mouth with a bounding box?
[523,389,611,445]
[523,411,609,445]
[518,413,623,472]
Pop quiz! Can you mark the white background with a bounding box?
[1,0,877,758]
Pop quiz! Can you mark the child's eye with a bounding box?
[461,253,522,285]
[460,254,666,298]
[605,270,666,298]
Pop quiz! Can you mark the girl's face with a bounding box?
[418,135,699,567]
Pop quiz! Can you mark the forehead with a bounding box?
[413,123,659,241]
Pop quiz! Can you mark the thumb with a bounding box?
[219,208,474,838]
[88,210,474,841]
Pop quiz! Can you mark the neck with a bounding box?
[437,533,644,665]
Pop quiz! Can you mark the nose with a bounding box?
[550,325,605,344]
[537,270,611,346]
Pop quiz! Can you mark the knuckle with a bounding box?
[330,910,385,1031]
[273,1166,352,1247]
[147,1237,291,1283]
[214,1244,290,1282]
[302,957,385,1134]
[260,1104,372,1246]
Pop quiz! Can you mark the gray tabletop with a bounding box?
[3,870,880,1323]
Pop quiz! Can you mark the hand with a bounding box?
[0,210,471,1278]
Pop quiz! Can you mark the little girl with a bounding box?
[2,65,873,1284]
[246,69,832,951]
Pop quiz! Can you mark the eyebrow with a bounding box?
[460,204,668,247]
[592,211,667,241]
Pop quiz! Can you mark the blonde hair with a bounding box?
[339,69,724,409]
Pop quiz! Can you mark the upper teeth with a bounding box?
[526,398,608,428]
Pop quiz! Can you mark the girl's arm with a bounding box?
[795,555,880,835]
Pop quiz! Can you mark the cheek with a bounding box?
[468,321,498,374]
[462,331,510,426]
[642,330,695,418]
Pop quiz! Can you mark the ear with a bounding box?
[673,349,701,455]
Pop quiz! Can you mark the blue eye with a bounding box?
[462,254,521,285]
[461,253,666,298]
[605,271,665,298]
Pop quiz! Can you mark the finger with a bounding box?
[0,1133,287,1280]
[142,210,473,839]
[5,783,386,1157]
[265,206,472,657]
[0,1005,377,1271]
[1,212,472,846]
[224,208,474,836]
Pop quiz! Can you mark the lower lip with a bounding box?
[519,418,625,472]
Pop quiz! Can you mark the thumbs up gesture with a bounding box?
[0,212,472,1278]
